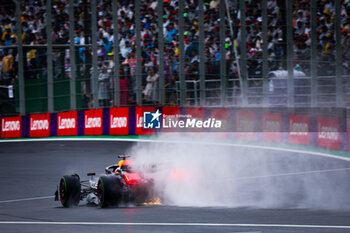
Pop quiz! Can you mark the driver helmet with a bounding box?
[118,160,133,171]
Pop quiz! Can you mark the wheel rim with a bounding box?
[59,177,66,204]
[97,179,104,207]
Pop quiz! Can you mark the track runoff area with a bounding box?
[0,138,350,233]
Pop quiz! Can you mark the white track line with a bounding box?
[0,196,54,204]
[0,221,349,229]
[1,137,350,161]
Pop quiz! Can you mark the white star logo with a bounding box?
[150,110,162,122]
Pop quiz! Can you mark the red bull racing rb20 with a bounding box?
[55,155,155,208]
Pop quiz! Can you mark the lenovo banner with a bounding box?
[1,116,22,138]
[235,110,256,141]
[289,115,310,145]
[135,107,155,135]
[84,109,103,135]
[29,113,50,138]
[262,113,282,142]
[317,117,340,150]
[109,107,129,135]
[57,111,78,136]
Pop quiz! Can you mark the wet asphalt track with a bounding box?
[0,140,350,233]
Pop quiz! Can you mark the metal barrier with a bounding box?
[175,75,350,108]
[2,71,349,115]
[175,80,199,106]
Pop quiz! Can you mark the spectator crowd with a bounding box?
[0,0,349,107]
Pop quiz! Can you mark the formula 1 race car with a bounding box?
[54,155,154,208]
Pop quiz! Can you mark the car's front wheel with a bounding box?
[59,174,81,207]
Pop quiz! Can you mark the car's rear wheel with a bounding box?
[97,175,122,208]
[59,174,81,207]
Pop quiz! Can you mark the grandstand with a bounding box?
[0,0,349,116]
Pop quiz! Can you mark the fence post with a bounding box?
[46,0,53,112]
[335,0,343,107]
[199,0,206,106]
[91,0,98,108]
[135,0,142,106]
[239,0,248,106]
[262,0,269,107]
[194,81,198,106]
[311,0,317,107]
[112,0,120,107]
[220,0,227,106]
[286,0,294,107]
[178,0,186,105]
[158,0,165,105]
[15,0,25,115]
[69,0,76,110]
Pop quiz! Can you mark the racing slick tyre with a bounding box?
[59,174,81,207]
[97,175,122,208]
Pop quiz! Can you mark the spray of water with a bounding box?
[130,136,350,210]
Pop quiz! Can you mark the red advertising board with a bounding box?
[84,109,103,135]
[135,107,155,135]
[235,110,256,141]
[109,107,129,135]
[289,115,310,145]
[185,107,205,136]
[161,106,181,133]
[317,117,340,150]
[186,107,205,120]
[1,116,22,138]
[262,113,282,142]
[29,113,50,138]
[57,111,77,136]
[210,109,229,138]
